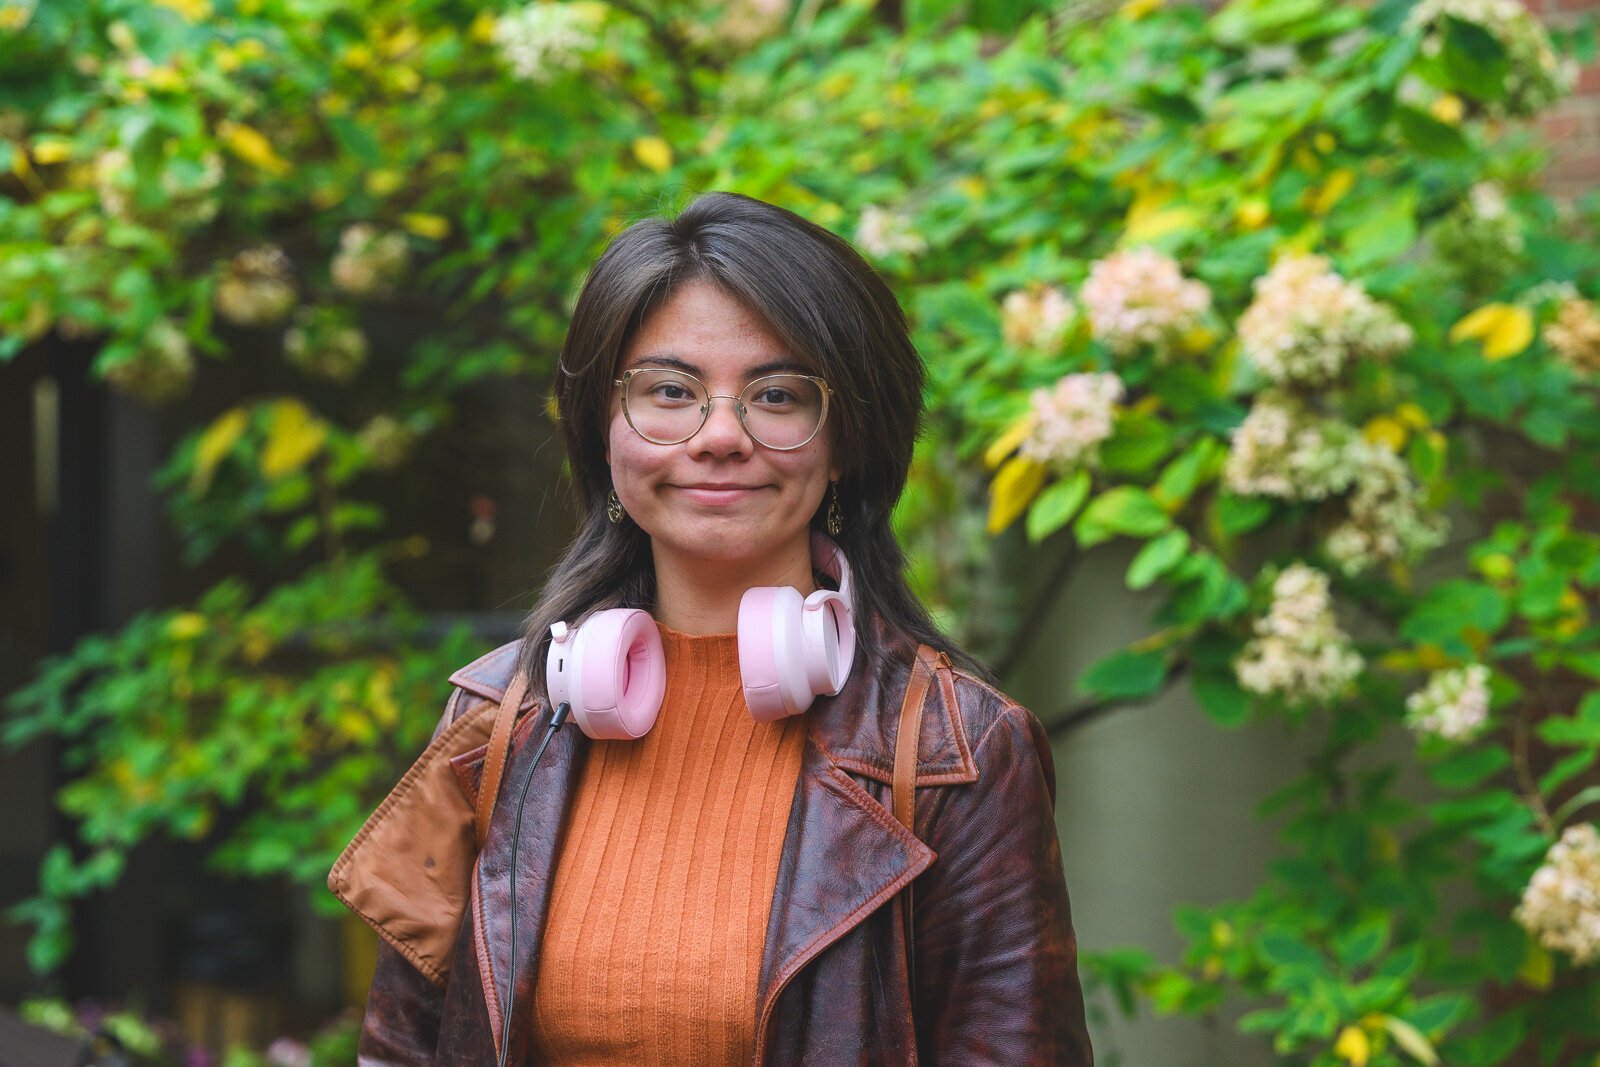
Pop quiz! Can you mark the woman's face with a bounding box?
[607,278,840,572]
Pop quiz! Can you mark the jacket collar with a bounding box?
[446,611,980,788]
[445,611,977,1065]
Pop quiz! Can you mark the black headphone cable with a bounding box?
[496,699,572,1067]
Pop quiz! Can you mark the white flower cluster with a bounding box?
[1404,663,1491,741]
[1235,563,1365,705]
[1237,255,1412,387]
[93,147,222,227]
[331,224,410,300]
[284,306,369,382]
[854,205,927,259]
[1325,443,1449,575]
[358,414,416,471]
[1001,286,1074,351]
[215,245,297,327]
[1546,297,1600,375]
[1223,390,1362,501]
[1080,247,1211,356]
[1515,823,1600,965]
[698,0,788,47]
[1017,372,1125,471]
[1429,182,1525,290]
[490,2,603,84]
[1406,0,1577,117]
[105,319,195,404]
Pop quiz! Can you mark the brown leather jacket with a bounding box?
[341,614,1093,1065]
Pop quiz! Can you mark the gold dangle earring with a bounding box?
[607,488,625,525]
[826,480,843,536]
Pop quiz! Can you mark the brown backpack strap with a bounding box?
[892,643,945,1026]
[475,669,530,850]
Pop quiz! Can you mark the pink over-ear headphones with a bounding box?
[545,531,856,740]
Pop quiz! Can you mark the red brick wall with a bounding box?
[1524,0,1600,199]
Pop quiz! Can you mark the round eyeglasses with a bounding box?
[615,367,833,451]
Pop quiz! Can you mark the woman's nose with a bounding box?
[690,394,754,455]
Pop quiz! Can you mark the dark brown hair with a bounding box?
[513,191,987,695]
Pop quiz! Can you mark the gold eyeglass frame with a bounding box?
[614,367,834,451]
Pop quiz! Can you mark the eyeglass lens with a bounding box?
[623,368,825,449]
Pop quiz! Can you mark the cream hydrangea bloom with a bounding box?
[1017,372,1125,471]
[1325,443,1448,575]
[1223,390,1363,501]
[215,245,297,327]
[1515,824,1600,965]
[1404,664,1492,741]
[1235,563,1364,705]
[855,205,927,259]
[1080,247,1210,356]
[491,2,604,84]
[1001,286,1074,351]
[1237,255,1412,387]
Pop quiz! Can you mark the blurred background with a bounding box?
[3,0,1600,1063]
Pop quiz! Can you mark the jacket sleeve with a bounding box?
[912,701,1094,1066]
[357,940,446,1065]
[353,693,461,1065]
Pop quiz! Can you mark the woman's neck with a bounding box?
[650,538,817,634]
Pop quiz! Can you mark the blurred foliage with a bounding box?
[4,0,1600,1061]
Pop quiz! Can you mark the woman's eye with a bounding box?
[651,383,694,401]
[755,388,796,406]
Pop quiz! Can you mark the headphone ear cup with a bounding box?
[800,589,854,697]
[550,608,665,740]
[738,585,811,721]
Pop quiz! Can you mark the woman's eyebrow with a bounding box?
[631,352,812,377]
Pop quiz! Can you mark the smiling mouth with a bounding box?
[674,484,768,502]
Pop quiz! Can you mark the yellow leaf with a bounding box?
[1235,197,1270,230]
[1362,414,1408,452]
[366,667,399,729]
[468,10,496,43]
[1517,938,1554,990]
[1313,131,1337,154]
[1430,93,1464,125]
[1334,1024,1371,1067]
[1415,644,1453,670]
[260,399,327,479]
[167,613,207,640]
[401,212,450,240]
[984,412,1038,470]
[191,406,249,496]
[986,456,1047,535]
[632,136,673,174]
[1449,303,1510,343]
[1377,1015,1440,1065]
[365,169,404,196]
[1119,0,1165,18]
[31,139,73,164]
[153,0,212,19]
[957,176,987,200]
[1483,305,1534,361]
[1124,187,1203,243]
[218,120,290,176]
[1310,168,1357,216]
[1395,402,1429,429]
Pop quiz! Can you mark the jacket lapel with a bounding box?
[751,623,979,1061]
[469,705,590,1067]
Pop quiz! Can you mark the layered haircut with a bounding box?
[513,191,987,696]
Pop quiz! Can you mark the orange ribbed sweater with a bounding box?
[529,624,807,1065]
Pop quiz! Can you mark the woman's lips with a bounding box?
[674,484,767,505]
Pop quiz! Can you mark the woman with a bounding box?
[332,191,1093,1065]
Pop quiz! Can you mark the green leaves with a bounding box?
[1025,469,1090,543]
[1076,486,1171,548]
